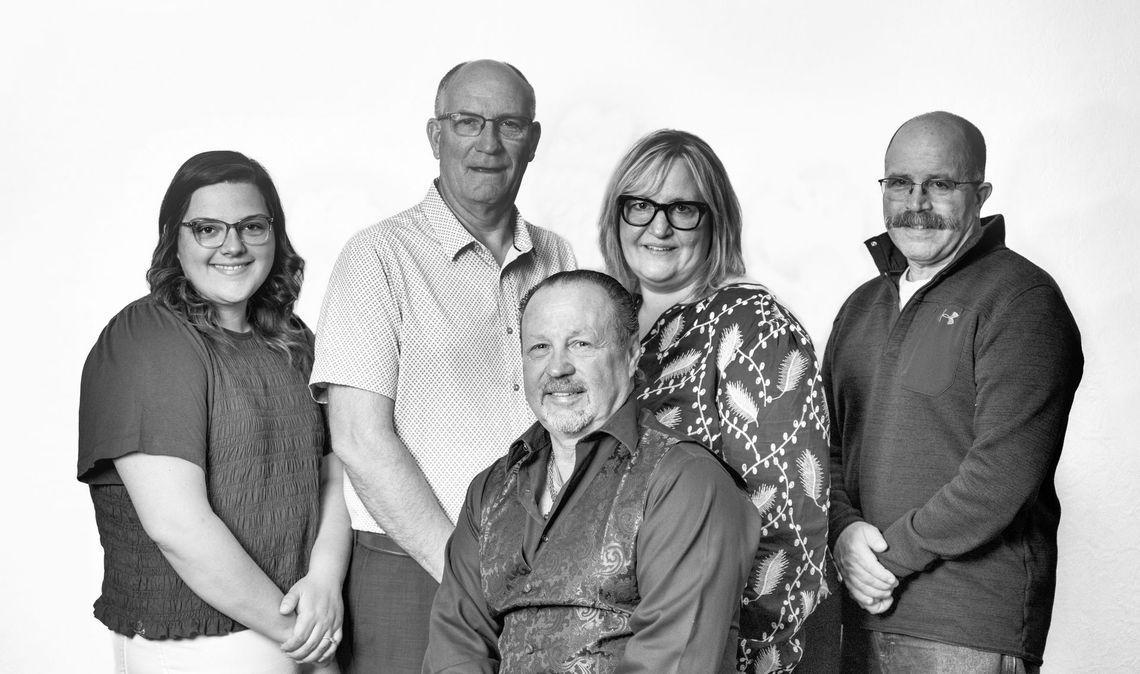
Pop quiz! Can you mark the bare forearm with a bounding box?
[328,385,453,581]
[307,454,353,581]
[155,515,295,642]
[116,454,296,643]
[338,443,453,580]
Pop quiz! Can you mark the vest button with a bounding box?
[523,582,533,592]
[524,644,535,654]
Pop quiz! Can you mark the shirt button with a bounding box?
[540,535,549,543]
[524,644,535,654]
[506,326,514,334]
[512,384,520,391]
[523,582,533,592]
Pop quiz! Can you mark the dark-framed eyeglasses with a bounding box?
[618,196,709,231]
[436,111,534,140]
[879,177,983,201]
[180,215,274,248]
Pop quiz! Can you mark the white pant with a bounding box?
[111,630,340,674]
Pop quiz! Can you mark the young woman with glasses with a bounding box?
[78,151,349,673]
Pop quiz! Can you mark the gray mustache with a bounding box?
[543,379,586,394]
[886,212,956,230]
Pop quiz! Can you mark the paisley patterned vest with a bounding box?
[479,426,678,673]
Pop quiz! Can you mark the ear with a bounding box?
[526,121,542,162]
[626,340,641,379]
[974,181,993,213]
[426,117,442,160]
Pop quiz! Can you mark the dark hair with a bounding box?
[146,150,311,371]
[519,270,639,350]
[434,60,535,118]
[598,129,745,300]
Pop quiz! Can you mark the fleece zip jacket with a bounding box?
[823,215,1083,664]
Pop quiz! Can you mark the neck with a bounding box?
[638,284,700,338]
[907,231,975,281]
[548,434,578,476]
[438,182,517,264]
[216,304,251,333]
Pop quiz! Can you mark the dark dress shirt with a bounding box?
[423,399,761,673]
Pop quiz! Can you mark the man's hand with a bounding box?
[835,522,898,614]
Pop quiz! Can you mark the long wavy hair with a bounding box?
[146,150,312,371]
[598,129,745,300]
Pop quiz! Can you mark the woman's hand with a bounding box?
[279,572,345,664]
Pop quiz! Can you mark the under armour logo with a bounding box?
[940,310,960,325]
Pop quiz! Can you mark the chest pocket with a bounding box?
[899,303,973,397]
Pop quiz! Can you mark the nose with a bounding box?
[905,182,932,211]
[475,122,503,153]
[546,347,576,379]
[219,226,247,255]
[646,209,673,238]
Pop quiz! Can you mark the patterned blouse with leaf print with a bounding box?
[636,283,831,674]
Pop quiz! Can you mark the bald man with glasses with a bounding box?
[310,60,575,673]
[824,111,1083,673]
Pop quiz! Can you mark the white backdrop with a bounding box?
[2,1,1137,671]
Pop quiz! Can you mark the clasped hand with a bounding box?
[279,573,344,665]
[834,522,898,614]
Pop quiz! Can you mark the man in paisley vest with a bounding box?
[423,270,761,673]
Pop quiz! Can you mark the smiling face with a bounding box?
[883,117,992,276]
[176,182,274,332]
[427,61,540,217]
[619,161,712,297]
[521,282,638,446]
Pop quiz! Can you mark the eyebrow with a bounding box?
[450,110,530,119]
[184,214,270,223]
[886,172,954,180]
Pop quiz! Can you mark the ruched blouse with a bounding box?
[78,297,326,639]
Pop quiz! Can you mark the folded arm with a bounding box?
[878,285,1083,578]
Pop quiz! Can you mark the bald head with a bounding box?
[434,59,535,119]
[886,111,986,181]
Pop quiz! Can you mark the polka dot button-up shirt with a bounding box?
[311,183,576,531]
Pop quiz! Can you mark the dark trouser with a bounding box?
[842,628,1040,674]
[338,531,439,674]
[795,590,842,673]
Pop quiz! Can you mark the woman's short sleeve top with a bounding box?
[78,297,326,639]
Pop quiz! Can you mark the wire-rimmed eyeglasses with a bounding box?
[436,111,535,140]
[879,177,983,201]
[180,215,274,248]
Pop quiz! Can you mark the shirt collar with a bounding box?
[423,181,534,261]
[507,395,641,467]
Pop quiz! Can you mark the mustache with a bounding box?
[885,211,962,231]
[543,378,586,394]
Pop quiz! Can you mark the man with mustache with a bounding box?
[423,270,760,673]
[310,60,575,673]
[823,111,1083,672]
